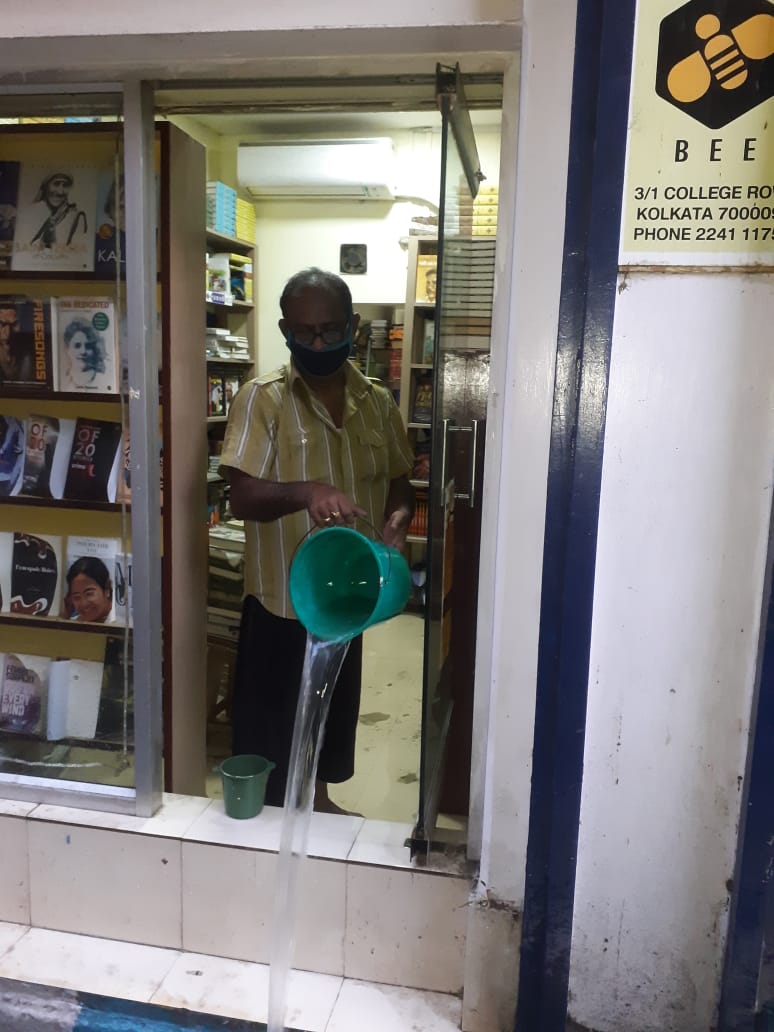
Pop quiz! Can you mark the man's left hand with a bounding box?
[382,507,412,552]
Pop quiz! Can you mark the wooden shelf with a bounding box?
[0,389,125,403]
[410,363,433,371]
[410,479,430,489]
[205,228,254,253]
[207,416,229,425]
[406,534,428,544]
[206,356,253,366]
[0,613,131,635]
[0,496,129,512]
[408,422,431,430]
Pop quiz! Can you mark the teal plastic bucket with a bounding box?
[289,526,412,642]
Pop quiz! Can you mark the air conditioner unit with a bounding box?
[237,139,396,200]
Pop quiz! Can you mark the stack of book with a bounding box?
[206,182,236,237]
[235,198,256,241]
[207,523,245,641]
[439,236,496,350]
[407,494,429,538]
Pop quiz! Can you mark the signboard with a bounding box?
[620,0,774,265]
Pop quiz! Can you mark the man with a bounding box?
[220,268,414,812]
[0,302,31,383]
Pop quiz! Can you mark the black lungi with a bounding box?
[230,594,363,807]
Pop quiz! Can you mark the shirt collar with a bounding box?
[287,358,373,403]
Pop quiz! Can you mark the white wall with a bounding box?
[568,271,774,1032]
[248,128,502,373]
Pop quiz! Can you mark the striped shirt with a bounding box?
[219,360,413,619]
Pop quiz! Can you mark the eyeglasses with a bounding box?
[287,322,350,348]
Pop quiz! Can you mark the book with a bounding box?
[223,374,241,415]
[0,416,24,496]
[0,652,49,736]
[63,417,123,503]
[9,532,63,617]
[0,161,20,271]
[20,414,74,499]
[61,535,123,624]
[93,168,126,280]
[415,255,437,304]
[11,163,98,274]
[0,296,56,392]
[0,532,12,612]
[47,658,104,740]
[112,421,164,507]
[56,297,119,393]
[412,375,433,423]
[113,551,132,627]
[208,373,225,417]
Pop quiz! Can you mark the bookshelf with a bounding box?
[397,237,438,602]
[0,122,208,803]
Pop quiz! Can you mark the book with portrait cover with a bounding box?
[0,652,49,736]
[47,657,104,740]
[11,163,98,274]
[0,415,24,496]
[9,532,63,618]
[20,413,74,499]
[0,296,56,392]
[56,297,119,393]
[0,161,20,271]
[61,535,122,624]
[63,418,123,503]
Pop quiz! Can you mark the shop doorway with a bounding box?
[154,70,503,839]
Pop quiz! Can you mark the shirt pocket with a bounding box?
[355,427,389,481]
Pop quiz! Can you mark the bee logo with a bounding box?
[656,0,774,128]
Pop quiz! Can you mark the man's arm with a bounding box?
[224,467,366,528]
[382,474,415,550]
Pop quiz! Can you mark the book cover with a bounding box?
[47,658,104,740]
[115,423,132,504]
[0,296,56,391]
[0,415,24,496]
[9,532,62,617]
[63,418,123,503]
[20,414,74,499]
[113,550,133,627]
[0,652,49,736]
[0,161,20,271]
[11,163,97,274]
[415,255,437,304]
[208,373,225,417]
[412,375,433,424]
[61,535,122,624]
[56,297,119,393]
[93,168,126,280]
[223,374,241,415]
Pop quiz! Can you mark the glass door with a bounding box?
[412,64,487,855]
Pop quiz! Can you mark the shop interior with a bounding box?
[0,72,503,837]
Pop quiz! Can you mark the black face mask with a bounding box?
[285,335,352,377]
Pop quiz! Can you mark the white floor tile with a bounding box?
[0,922,29,958]
[327,978,462,1032]
[0,927,178,1001]
[348,819,415,867]
[30,793,211,838]
[184,798,363,861]
[152,952,342,1030]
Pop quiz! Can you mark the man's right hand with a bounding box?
[305,481,367,528]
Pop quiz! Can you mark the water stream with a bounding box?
[266,634,349,1032]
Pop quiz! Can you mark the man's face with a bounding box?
[0,308,18,375]
[280,288,352,351]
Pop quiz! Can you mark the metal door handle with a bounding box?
[448,419,479,508]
